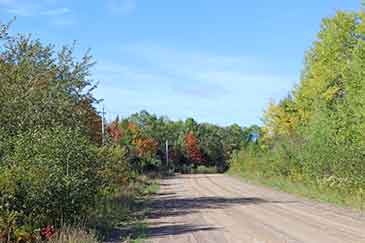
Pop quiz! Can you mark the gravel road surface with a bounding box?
[144,174,365,243]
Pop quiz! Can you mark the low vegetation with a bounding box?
[48,226,98,243]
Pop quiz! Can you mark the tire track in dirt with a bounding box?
[205,175,365,239]
[221,175,365,222]
[201,175,365,243]
[145,174,365,243]
[190,175,303,243]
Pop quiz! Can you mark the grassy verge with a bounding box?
[179,165,218,174]
[228,170,365,211]
[48,176,158,243]
[192,165,218,174]
[49,226,99,243]
[86,176,159,242]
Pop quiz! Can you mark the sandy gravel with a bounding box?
[144,174,365,243]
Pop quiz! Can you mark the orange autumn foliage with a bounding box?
[127,122,158,158]
[135,137,158,158]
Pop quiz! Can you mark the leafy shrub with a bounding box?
[0,34,101,143]
[0,127,100,230]
[96,145,130,192]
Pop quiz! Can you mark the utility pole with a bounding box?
[101,103,105,145]
[166,140,169,168]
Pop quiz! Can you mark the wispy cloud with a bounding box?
[117,43,294,97]
[106,0,136,15]
[0,0,71,17]
[94,43,297,125]
[40,7,70,16]
[1,0,35,16]
[7,7,32,16]
[0,0,15,5]
[49,16,75,27]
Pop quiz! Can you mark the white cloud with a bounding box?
[49,16,74,27]
[106,0,136,15]
[117,43,295,96]
[40,7,70,16]
[95,43,297,125]
[7,7,33,16]
[0,0,71,17]
[0,0,15,5]
[0,0,35,16]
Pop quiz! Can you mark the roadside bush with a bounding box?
[0,127,100,235]
[96,145,129,193]
[267,135,304,177]
[179,164,192,174]
[192,165,217,174]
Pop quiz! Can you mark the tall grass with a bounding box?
[48,226,98,243]
[228,151,365,211]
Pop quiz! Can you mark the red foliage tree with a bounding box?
[107,121,123,142]
[185,132,205,165]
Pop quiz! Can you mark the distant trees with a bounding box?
[105,111,252,173]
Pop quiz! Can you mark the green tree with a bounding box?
[0,35,100,141]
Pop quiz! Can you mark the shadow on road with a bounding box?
[148,195,296,218]
[146,224,219,238]
[141,176,299,240]
[106,175,299,242]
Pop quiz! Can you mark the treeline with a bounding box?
[106,111,260,174]
[230,6,365,208]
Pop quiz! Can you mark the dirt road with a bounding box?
[144,174,365,243]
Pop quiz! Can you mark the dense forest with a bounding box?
[1,3,365,243]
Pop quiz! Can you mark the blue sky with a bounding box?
[0,0,361,126]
